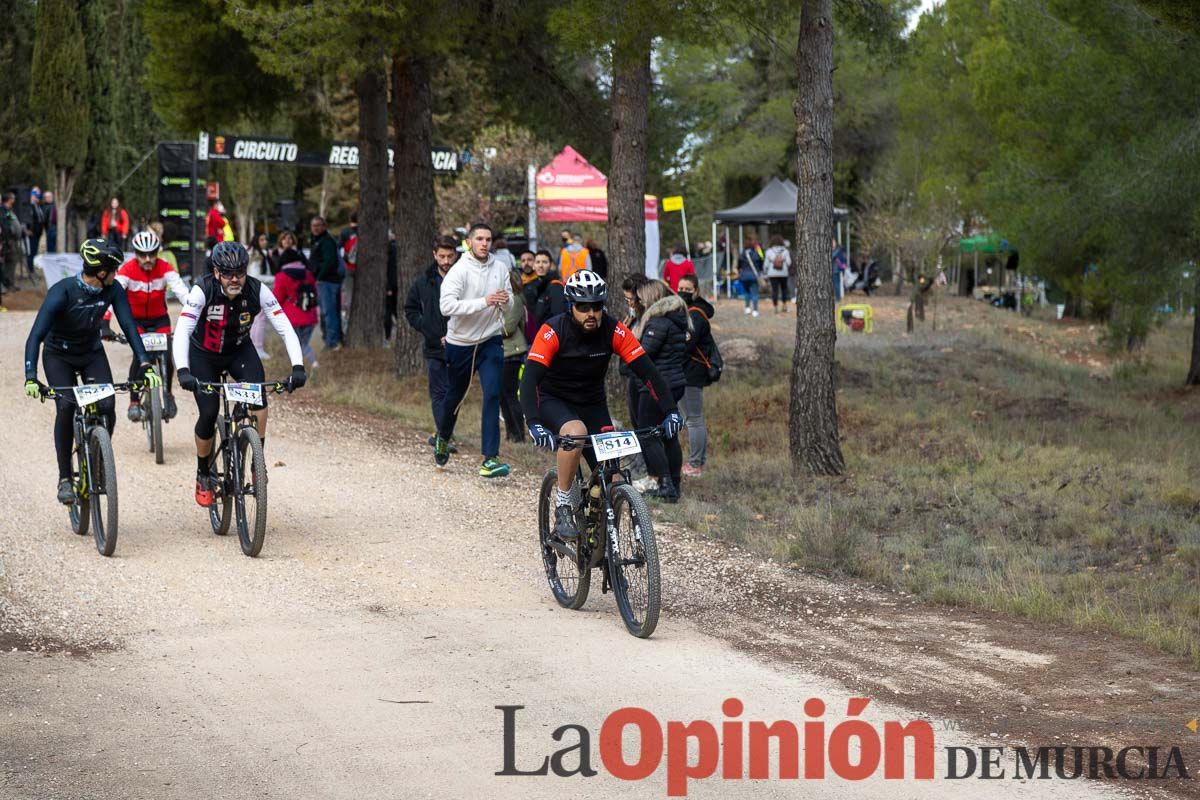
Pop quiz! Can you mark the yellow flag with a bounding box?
[662,195,684,212]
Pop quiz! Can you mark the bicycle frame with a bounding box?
[197,379,289,497]
[41,381,138,497]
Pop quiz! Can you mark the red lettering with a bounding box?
[666,720,719,797]
[599,707,662,782]
[883,720,935,779]
[748,721,799,779]
[721,698,743,779]
[803,698,826,779]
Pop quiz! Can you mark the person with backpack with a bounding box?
[763,235,792,313]
[558,234,592,282]
[270,239,321,367]
[677,273,720,477]
[738,236,764,316]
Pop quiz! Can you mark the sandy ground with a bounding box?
[0,307,1181,799]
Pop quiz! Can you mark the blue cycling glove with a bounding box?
[662,412,684,439]
[528,423,556,450]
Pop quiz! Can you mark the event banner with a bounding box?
[198,132,460,175]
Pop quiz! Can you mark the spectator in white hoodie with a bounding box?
[436,222,514,478]
[763,234,792,313]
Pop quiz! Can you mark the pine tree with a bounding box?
[31,0,91,250]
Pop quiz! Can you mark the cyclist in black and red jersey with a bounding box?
[519,270,682,541]
[172,242,306,507]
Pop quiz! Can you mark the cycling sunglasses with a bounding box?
[574,302,605,313]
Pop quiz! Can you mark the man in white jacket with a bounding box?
[436,223,514,477]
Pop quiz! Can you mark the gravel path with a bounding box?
[0,310,1142,798]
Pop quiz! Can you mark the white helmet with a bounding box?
[564,269,607,304]
[131,230,161,255]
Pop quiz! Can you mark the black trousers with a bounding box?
[501,356,525,442]
[634,384,685,487]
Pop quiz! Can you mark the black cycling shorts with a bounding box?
[188,340,266,439]
[534,393,613,435]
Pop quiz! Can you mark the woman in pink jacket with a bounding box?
[271,239,320,366]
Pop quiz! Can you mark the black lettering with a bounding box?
[945,747,976,779]
[549,724,596,777]
[495,705,549,776]
[1014,747,1051,779]
[1055,747,1083,779]
[1160,747,1189,779]
[1116,747,1145,779]
[980,747,1005,779]
[1088,747,1114,779]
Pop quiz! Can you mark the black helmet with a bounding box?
[564,269,608,304]
[79,238,123,276]
[211,241,249,274]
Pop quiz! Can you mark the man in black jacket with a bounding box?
[309,215,342,349]
[404,235,458,444]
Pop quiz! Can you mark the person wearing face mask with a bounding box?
[676,273,721,477]
[24,239,162,505]
[173,242,306,507]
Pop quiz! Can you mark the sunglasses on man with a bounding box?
[574,302,604,313]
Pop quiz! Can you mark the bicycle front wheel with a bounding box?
[88,426,119,557]
[608,484,660,638]
[146,386,164,464]
[539,469,589,609]
[69,438,90,537]
[234,426,267,557]
[209,423,232,536]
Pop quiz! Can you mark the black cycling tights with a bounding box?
[188,341,266,440]
[43,349,116,479]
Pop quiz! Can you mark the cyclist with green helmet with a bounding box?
[23,239,163,504]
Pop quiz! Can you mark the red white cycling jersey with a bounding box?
[112,257,189,321]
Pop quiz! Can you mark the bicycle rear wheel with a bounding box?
[234,426,267,557]
[88,426,119,557]
[69,438,90,537]
[608,484,660,638]
[538,469,589,609]
[145,386,164,464]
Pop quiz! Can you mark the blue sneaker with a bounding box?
[479,457,510,478]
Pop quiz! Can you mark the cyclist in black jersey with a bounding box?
[173,242,306,507]
[24,239,163,504]
[519,271,682,540]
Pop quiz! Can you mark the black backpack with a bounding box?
[690,327,723,385]
[296,282,317,312]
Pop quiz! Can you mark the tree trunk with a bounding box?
[345,63,390,350]
[1187,274,1200,385]
[789,0,845,477]
[608,39,651,297]
[391,54,437,375]
[55,168,75,252]
[605,38,652,402]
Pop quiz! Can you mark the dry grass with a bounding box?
[300,295,1200,667]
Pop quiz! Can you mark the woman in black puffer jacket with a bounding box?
[630,279,691,502]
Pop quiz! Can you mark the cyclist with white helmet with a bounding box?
[519,270,683,541]
[174,241,306,507]
[106,229,190,421]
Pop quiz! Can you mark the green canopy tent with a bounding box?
[958,234,1012,295]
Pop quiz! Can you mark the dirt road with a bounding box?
[0,310,1187,798]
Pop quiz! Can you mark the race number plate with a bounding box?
[224,383,263,405]
[141,332,169,351]
[591,430,642,461]
[73,383,116,405]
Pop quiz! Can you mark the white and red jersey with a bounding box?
[111,257,189,323]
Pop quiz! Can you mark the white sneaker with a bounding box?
[633,476,659,493]
[752,310,760,317]
[743,307,752,315]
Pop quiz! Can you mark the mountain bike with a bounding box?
[108,331,172,464]
[537,426,662,638]
[38,380,139,557]
[196,377,293,557]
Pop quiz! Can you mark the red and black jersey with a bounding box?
[525,312,645,405]
[183,274,266,356]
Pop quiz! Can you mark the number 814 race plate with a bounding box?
[590,430,642,461]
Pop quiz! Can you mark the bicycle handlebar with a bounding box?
[196,379,296,395]
[37,381,139,400]
[556,426,663,451]
[101,332,128,344]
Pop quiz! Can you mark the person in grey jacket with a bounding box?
[763,235,792,313]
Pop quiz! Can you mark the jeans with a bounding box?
[296,325,317,364]
[681,385,707,467]
[426,356,449,433]
[833,271,844,301]
[46,226,57,254]
[439,336,504,458]
[316,281,343,347]
[739,278,758,312]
